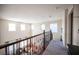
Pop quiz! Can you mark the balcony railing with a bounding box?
[0,30,53,55]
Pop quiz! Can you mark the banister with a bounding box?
[0,30,52,55]
[0,32,43,49]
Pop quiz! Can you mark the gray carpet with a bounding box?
[43,40,68,55]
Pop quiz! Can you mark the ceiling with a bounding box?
[0,4,73,23]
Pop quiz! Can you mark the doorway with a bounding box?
[50,20,62,41]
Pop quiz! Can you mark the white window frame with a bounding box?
[31,25,34,30]
[8,23,16,31]
[21,24,25,31]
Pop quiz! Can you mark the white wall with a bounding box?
[31,22,50,36]
[62,9,68,47]
[31,23,43,36]
[0,19,31,44]
[66,6,73,45]
[66,5,79,46]
[73,5,79,46]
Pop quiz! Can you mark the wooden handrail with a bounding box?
[0,33,43,49]
[0,30,52,55]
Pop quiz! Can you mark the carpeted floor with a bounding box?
[43,40,68,55]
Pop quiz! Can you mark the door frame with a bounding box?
[69,8,73,45]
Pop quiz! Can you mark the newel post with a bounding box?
[50,30,53,41]
[43,30,45,50]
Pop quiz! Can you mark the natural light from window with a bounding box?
[50,23,58,33]
[41,24,45,30]
[8,23,16,31]
[31,25,34,30]
[21,24,25,31]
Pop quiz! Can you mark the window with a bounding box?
[31,25,34,30]
[50,23,57,33]
[41,24,45,30]
[21,24,25,31]
[8,23,16,31]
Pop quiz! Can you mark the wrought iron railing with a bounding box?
[0,30,52,55]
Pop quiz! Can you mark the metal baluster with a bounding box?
[32,38,34,55]
[5,47,8,55]
[30,38,31,55]
[15,44,16,55]
[27,39,28,55]
[24,41,25,55]
[51,30,53,40]
[24,40,26,55]
[50,30,52,41]
[19,42,20,55]
[5,46,9,55]
[5,41,9,55]
[8,46,9,55]
[43,30,45,51]
[13,44,15,55]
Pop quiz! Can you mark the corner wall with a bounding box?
[73,5,79,46]
[66,6,73,45]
